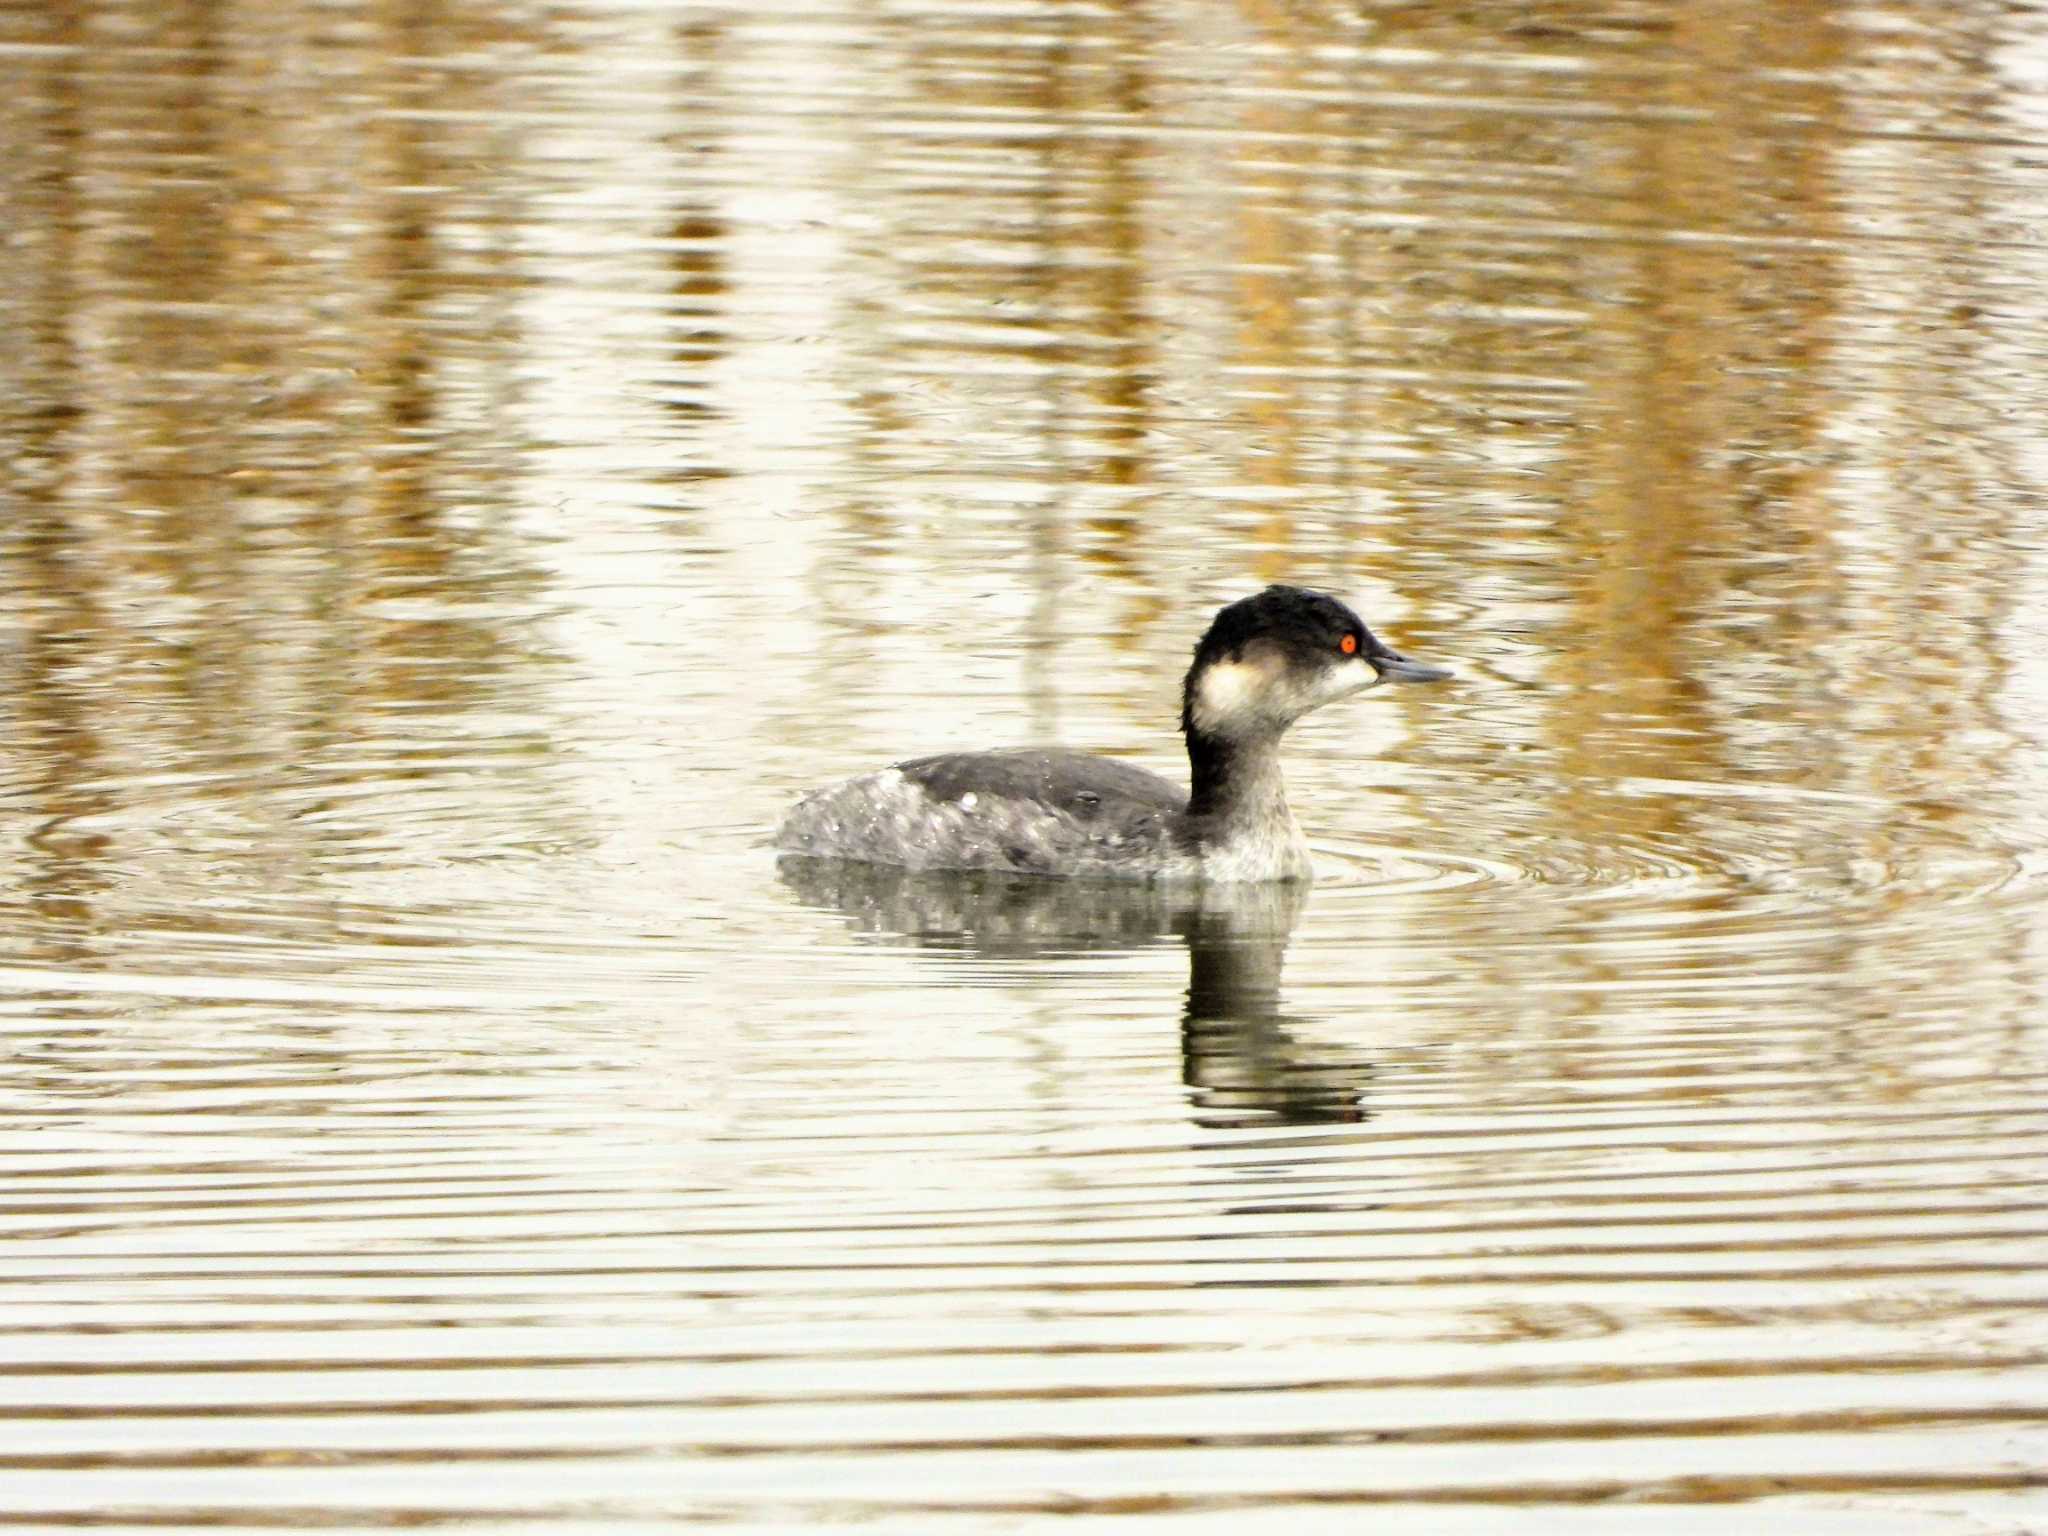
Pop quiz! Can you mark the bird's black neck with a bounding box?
[1185,726,1288,825]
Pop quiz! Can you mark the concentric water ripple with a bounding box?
[7,0,2048,1529]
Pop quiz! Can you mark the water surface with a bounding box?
[4,0,2048,1529]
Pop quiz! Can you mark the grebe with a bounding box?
[775,585,1450,881]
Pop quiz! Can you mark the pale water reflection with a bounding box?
[779,864,1369,1126]
[3,0,2048,1529]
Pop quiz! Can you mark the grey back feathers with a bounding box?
[900,750,1182,817]
[777,751,1187,878]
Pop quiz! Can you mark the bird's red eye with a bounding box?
[1340,634,1358,655]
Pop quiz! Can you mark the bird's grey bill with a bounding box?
[1376,650,1453,684]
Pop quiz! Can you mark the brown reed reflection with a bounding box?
[3,4,2048,1529]
[0,1,567,956]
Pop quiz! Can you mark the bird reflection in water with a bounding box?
[775,857,1373,1127]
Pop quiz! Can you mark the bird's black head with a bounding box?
[1180,585,1449,742]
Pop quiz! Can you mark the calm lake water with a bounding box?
[5,0,2048,1529]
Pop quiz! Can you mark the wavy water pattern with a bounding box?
[5,0,2048,1530]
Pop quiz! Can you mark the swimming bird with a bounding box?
[775,585,1450,881]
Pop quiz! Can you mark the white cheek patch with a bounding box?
[1195,651,1377,735]
[1191,658,1266,735]
[1315,653,1380,703]
[1289,654,1377,715]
